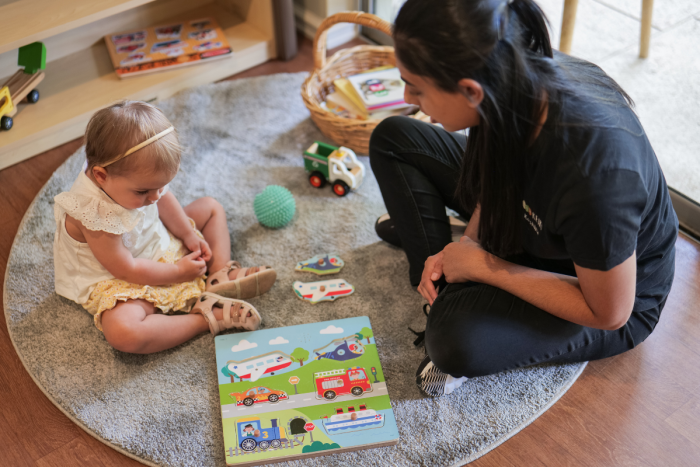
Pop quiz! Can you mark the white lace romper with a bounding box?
[53,167,205,330]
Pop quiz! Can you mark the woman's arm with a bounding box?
[157,191,211,261]
[79,218,206,285]
[463,204,481,242]
[426,237,636,330]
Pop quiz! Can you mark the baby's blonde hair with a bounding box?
[85,100,181,177]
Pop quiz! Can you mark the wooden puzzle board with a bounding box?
[214,316,399,466]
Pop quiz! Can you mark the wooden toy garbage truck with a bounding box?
[0,42,46,131]
[303,141,365,196]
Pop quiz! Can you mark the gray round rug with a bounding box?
[4,72,585,467]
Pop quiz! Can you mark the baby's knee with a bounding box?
[102,317,148,354]
[200,196,224,216]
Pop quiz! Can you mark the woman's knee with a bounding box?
[369,116,419,164]
[424,298,494,378]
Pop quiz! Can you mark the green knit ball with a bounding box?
[254,185,296,228]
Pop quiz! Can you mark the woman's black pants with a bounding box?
[369,116,664,378]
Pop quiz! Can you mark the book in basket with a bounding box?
[215,316,399,466]
[104,17,232,78]
[346,67,408,112]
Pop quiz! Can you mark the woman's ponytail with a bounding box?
[507,0,553,58]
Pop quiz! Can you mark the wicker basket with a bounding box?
[301,11,429,155]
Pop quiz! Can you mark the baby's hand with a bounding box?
[176,250,207,282]
[184,234,212,263]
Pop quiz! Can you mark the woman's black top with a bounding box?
[521,88,678,312]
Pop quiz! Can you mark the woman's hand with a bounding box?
[176,250,207,282]
[183,233,212,263]
[417,251,444,305]
[418,236,489,305]
[441,236,487,282]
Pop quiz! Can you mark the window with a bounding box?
[349,369,366,381]
[321,379,345,389]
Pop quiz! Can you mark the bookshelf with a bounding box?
[0,0,276,170]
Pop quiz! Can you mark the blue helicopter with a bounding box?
[314,335,365,362]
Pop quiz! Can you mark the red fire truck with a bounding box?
[313,367,372,400]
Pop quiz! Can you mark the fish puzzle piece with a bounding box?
[293,278,355,304]
[295,254,345,275]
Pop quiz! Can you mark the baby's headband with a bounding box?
[101,126,175,167]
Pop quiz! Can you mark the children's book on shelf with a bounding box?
[105,17,232,78]
[215,316,398,466]
[346,67,408,112]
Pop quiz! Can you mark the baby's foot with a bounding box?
[192,293,262,334]
[211,301,253,321]
[206,261,277,300]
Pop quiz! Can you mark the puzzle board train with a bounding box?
[214,316,399,465]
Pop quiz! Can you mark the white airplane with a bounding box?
[226,351,293,382]
[293,278,355,304]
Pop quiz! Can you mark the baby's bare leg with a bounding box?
[183,197,231,273]
[101,299,209,354]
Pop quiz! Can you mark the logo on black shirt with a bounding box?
[523,200,542,235]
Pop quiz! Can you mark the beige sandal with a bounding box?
[206,260,277,299]
[192,292,262,335]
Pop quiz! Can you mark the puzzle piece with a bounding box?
[293,278,355,304]
[295,254,345,275]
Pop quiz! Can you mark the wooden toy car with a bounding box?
[0,42,46,131]
[303,141,365,196]
[230,386,289,407]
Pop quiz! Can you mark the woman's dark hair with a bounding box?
[394,0,633,256]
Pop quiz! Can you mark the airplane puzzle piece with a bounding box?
[226,352,292,382]
[293,278,355,304]
[295,254,345,275]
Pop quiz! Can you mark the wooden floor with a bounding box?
[2,35,700,467]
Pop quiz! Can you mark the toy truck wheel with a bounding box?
[259,440,270,450]
[323,390,337,400]
[241,438,257,451]
[0,116,12,131]
[243,398,254,406]
[268,394,279,403]
[351,386,364,396]
[26,90,40,104]
[332,180,350,197]
[309,171,326,188]
[271,439,281,448]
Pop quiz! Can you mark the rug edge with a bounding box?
[449,361,588,466]
[2,165,158,467]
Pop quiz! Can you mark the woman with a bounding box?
[370,0,678,397]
